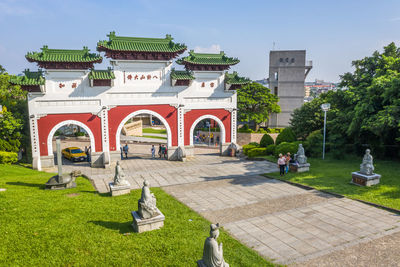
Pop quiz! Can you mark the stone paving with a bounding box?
[163,177,400,265]
[46,145,400,265]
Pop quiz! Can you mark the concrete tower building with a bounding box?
[268,50,312,127]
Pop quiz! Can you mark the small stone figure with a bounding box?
[294,144,307,164]
[138,180,158,219]
[198,223,229,267]
[113,161,128,186]
[360,149,374,175]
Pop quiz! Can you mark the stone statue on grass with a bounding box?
[198,223,229,267]
[352,149,381,186]
[109,161,131,196]
[138,180,158,219]
[360,149,374,175]
[131,179,165,233]
[290,144,310,172]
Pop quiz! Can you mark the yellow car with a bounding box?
[62,147,87,162]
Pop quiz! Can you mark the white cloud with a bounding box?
[0,0,33,15]
[193,44,221,54]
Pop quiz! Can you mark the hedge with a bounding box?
[266,144,276,155]
[275,128,296,145]
[0,151,18,164]
[274,142,300,157]
[260,134,274,147]
[247,147,267,158]
[243,144,258,155]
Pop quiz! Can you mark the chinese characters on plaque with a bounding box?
[126,72,160,82]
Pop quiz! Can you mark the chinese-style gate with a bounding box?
[11,32,250,170]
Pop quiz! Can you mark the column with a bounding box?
[101,107,110,166]
[177,105,184,146]
[29,115,41,170]
[231,109,237,144]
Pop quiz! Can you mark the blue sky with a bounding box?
[1,0,399,82]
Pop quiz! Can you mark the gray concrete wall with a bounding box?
[268,50,311,127]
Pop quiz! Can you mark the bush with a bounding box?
[266,144,276,155]
[248,142,259,147]
[266,128,284,134]
[75,132,85,137]
[243,144,259,155]
[260,134,274,147]
[0,151,18,164]
[274,142,298,157]
[0,139,19,152]
[304,130,323,157]
[247,147,267,158]
[275,128,296,145]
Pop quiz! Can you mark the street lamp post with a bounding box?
[321,103,330,160]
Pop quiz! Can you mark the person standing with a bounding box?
[210,132,214,144]
[158,144,162,158]
[161,145,166,159]
[277,153,286,176]
[151,145,155,159]
[87,146,91,163]
[285,152,291,173]
[123,143,129,159]
[120,146,123,160]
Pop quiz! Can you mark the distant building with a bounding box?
[268,50,312,127]
[304,79,337,101]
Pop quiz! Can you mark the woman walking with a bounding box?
[277,153,286,176]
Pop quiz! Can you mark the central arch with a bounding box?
[47,120,96,156]
[115,109,172,150]
[189,115,226,146]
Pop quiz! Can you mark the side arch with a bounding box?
[115,109,172,150]
[47,120,96,156]
[189,115,226,146]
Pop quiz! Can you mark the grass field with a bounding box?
[142,135,168,140]
[142,128,167,134]
[0,164,273,266]
[262,155,400,210]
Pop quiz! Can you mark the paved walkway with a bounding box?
[45,148,400,265]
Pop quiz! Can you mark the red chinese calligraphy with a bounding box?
[127,74,132,80]
[147,74,151,80]
[140,75,145,80]
[72,83,77,89]
[134,75,139,80]
[210,82,214,88]
[201,82,205,87]
[153,75,158,79]
[59,83,65,88]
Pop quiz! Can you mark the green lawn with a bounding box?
[0,164,273,266]
[142,128,167,134]
[262,155,400,210]
[142,135,168,140]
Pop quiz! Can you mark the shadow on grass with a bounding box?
[6,181,46,189]
[89,220,132,234]
[80,190,111,197]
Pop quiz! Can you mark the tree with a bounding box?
[0,67,28,154]
[290,42,400,158]
[237,82,280,130]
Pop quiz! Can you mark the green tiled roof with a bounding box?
[89,69,115,80]
[26,46,102,63]
[9,69,45,86]
[170,68,195,80]
[97,32,187,53]
[225,71,251,85]
[177,50,240,65]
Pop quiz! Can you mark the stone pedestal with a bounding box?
[109,182,131,196]
[197,260,207,267]
[290,163,310,173]
[351,172,381,186]
[45,175,76,190]
[131,208,165,233]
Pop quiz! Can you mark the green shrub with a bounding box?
[0,139,20,152]
[243,144,258,155]
[257,128,268,134]
[248,142,259,147]
[266,144,276,155]
[75,132,85,137]
[274,142,298,157]
[275,127,296,145]
[304,130,323,157]
[0,151,18,164]
[260,134,274,147]
[266,128,284,134]
[247,147,267,158]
